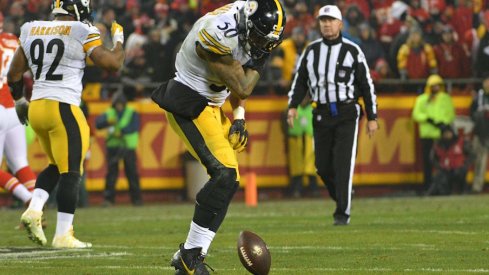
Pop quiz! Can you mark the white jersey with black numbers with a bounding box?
[175,1,251,107]
[19,20,102,106]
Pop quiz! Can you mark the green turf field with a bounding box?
[1,195,489,274]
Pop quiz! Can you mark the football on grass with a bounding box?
[237,230,271,275]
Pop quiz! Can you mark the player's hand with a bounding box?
[287,108,298,127]
[228,119,248,152]
[243,52,270,74]
[111,21,124,46]
[15,97,29,125]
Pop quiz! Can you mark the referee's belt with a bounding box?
[312,99,356,109]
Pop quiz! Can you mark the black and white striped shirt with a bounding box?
[288,34,378,120]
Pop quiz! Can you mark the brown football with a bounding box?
[237,230,271,275]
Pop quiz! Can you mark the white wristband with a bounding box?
[233,106,245,120]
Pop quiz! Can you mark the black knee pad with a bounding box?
[36,164,60,193]
[57,172,81,214]
[195,167,239,213]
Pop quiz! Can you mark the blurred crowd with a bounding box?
[1,0,489,99]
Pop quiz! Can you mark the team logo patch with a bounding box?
[245,1,258,16]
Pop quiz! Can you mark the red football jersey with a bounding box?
[0,32,19,108]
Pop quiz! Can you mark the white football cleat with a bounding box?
[52,227,92,249]
[20,209,47,246]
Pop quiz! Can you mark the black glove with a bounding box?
[15,97,29,125]
[243,52,270,74]
[228,119,248,152]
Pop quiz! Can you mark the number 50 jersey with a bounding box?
[19,21,102,106]
[175,1,250,107]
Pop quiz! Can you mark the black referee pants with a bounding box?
[313,103,360,223]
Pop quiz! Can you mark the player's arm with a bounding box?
[196,44,259,100]
[90,43,124,71]
[7,46,29,100]
[89,21,125,72]
[7,46,30,125]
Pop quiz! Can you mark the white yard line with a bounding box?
[399,229,480,235]
[0,251,129,260]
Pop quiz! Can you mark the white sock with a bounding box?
[28,188,49,211]
[184,221,216,255]
[12,184,32,203]
[55,212,74,236]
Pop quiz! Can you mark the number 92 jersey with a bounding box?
[175,1,250,107]
[19,20,102,106]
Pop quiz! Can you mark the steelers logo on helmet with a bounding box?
[52,0,92,22]
[245,0,286,59]
[244,1,258,17]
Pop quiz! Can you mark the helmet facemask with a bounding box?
[247,23,282,59]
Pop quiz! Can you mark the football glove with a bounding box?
[243,53,270,74]
[15,97,29,125]
[228,119,248,152]
[111,21,124,46]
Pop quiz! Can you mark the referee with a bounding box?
[287,5,379,226]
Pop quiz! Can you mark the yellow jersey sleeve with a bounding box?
[83,25,102,56]
[197,18,235,56]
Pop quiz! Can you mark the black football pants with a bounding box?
[313,103,360,223]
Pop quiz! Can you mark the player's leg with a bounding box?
[0,170,32,204]
[0,108,32,203]
[4,115,36,191]
[50,102,91,248]
[166,107,238,273]
[20,100,59,246]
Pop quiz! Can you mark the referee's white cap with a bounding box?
[317,5,342,21]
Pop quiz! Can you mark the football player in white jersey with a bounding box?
[151,0,286,273]
[7,0,125,248]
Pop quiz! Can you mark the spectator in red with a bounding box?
[427,125,473,196]
[371,58,397,92]
[397,26,437,80]
[434,25,471,79]
[372,0,395,10]
[449,0,473,44]
[409,0,430,27]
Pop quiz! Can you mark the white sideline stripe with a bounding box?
[0,266,174,270]
[272,267,489,273]
[97,244,172,250]
[399,229,479,235]
[0,251,129,260]
[95,244,439,252]
[1,265,488,273]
